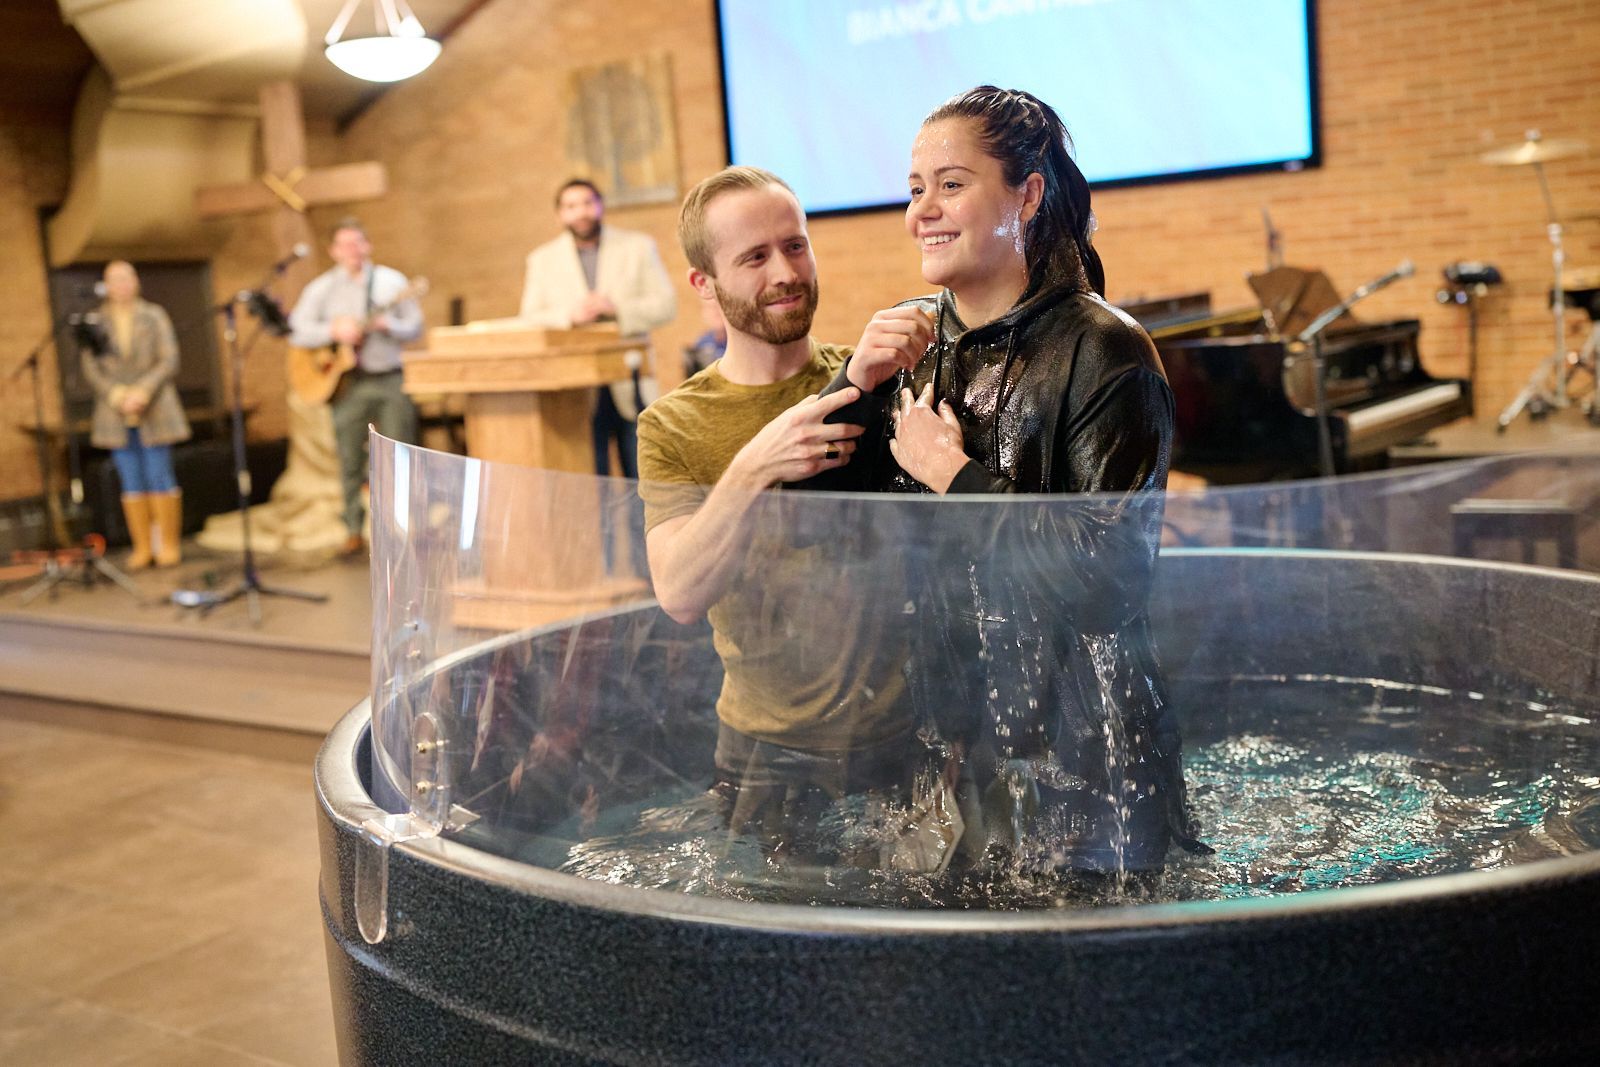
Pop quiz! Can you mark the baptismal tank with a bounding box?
[316,437,1600,1065]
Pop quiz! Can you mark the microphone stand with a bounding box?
[172,268,326,625]
[1294,263,1416,480]
[1289,263,1414,552]
[6,319,142,604]
[1296,308,1345,483]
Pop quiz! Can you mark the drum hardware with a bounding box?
[1480,130,1592,430]
[1557,266,1600,426]
[1437,262,1503,417]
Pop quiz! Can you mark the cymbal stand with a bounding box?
[1497,157,1573,429]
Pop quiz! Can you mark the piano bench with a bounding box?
[1450,498,1578,570]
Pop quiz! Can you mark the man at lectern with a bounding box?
[518,179,677,481]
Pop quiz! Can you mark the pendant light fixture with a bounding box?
[324,0,441,83]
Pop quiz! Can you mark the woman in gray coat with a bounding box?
[80,261,191,568]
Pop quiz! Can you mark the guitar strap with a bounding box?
[359,266,377,369]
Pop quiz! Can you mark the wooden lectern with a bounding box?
[404,323,653,630]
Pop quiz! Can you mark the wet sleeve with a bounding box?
[795,357,899,492]
[953,364,1173,635]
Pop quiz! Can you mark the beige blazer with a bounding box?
[80,299,192,450]
[518,226,677,419]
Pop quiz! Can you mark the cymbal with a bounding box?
[1562,266,1600,290]
[1480,136,1589,166]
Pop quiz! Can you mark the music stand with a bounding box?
[6,316,142,605]
[1247,265,1350,340]
[172,285,326,624]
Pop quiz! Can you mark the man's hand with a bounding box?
[330,315,365,346]
[569,291,616,325]
[846,307,935,392]
[889,384,968,494]
[728,387,866,487]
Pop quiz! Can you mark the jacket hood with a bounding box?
[928,277,1090,344]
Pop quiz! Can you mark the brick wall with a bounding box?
[335,0,1600,414]
[0,108,337,499]
[4,0,1597,500]
[0,104,72,499]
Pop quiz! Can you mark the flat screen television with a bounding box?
[715,0,1320,216]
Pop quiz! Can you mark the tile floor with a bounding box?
[0,715,338,1066]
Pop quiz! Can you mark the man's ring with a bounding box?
[823,442,841,460]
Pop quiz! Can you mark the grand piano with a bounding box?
[1125,267,1471,483]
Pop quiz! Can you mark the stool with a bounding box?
[1450,498,1578,569]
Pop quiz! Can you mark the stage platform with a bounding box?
[0,548,374,761]
[0,536,615,759]
[1389,409,1600,464]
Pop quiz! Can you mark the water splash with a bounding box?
[483,677,1600,911]
[1087,633,1131,892]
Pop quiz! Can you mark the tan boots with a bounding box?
[121,493,153,569]
[152,489,182,567]
[121,490,182,569]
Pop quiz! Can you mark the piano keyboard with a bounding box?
[1345,382,1464,435]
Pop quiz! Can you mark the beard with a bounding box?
[565,218,601,242]
[713,277,819,345]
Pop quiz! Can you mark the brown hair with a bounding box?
[925,86,1104,296]
[329,216,367,242]
[555,178,603,205]
[677,166,795,275]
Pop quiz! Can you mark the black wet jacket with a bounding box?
[812,280,1205,859]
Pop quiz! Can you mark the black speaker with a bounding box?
[87,438,288,546]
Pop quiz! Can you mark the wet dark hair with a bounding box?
[555,178,603,206]
[924,86,1105,297]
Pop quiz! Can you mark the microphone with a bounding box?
[271,243,311,274]
[1262,206,1283,270]
[243,289,293,337]
[69,311,110,356]
[92,280,107,299]
[1296,260,1415,346]
[1350,259,1415,301]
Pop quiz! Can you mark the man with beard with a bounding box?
[518,179,676,483]
[637,166,937,865]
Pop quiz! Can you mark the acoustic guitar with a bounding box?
[286,277,429,405]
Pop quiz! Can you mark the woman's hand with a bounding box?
[846,307,934,392]
[889,383,969,494]
[118,386,150,418]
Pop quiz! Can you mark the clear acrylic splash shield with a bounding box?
[364,432,1600,918]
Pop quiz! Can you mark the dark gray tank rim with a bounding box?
[321,548,1600,938]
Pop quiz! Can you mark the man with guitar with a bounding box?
[288,217,425,555]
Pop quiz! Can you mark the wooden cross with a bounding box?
[196,80,388,301]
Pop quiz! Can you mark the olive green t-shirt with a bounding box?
[636,340,910,751]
